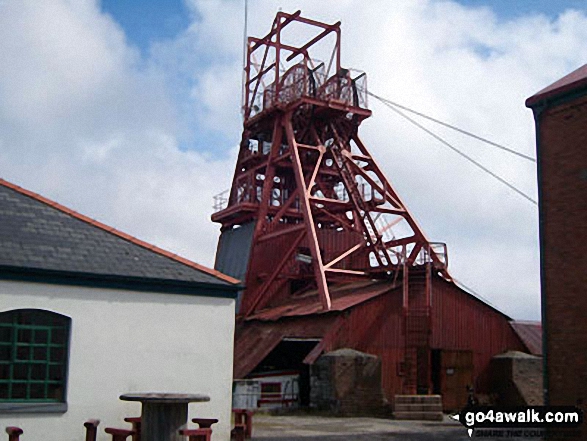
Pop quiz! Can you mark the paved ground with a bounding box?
[250,414,545,440]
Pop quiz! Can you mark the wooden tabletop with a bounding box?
[120,393,210,404]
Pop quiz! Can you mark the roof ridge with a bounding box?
[0,178,239,285]
[526,63,587,107]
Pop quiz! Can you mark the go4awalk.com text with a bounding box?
[451,406,583,438]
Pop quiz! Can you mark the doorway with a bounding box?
[250,338,320,406]
[430,349,474,411]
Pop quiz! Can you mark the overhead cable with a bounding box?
[368,91,536,163]
[452,277,503,313]
[372,96,538,205]
[241,0,248,118]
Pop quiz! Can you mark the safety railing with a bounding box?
[250,61,368,117]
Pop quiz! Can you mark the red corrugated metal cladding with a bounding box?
[234,274,530,404]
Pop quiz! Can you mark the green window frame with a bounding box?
[0,309,71,405]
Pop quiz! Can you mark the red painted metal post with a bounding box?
[84,420,100,441]
[285,117,332,310]
[252,118,285,239]
[5,427,23,441]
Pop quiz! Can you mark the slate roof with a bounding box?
[0,179,239,293]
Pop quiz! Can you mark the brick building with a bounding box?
[526,64,587,432]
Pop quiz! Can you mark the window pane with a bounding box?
[49,364,63,380]
[15,346,29,361]
[0,326,11,342]
[31,363,46,380]
[33,346,47,361]
[0,345,11,361]
[50,347,64,363]
[0,310,69,403]
[51,328,66,344]
[17,328,31,343]
[47,383,64,400]
[0,363,10,378]
[29,383,45,399]
[11,382,27,399]
[261,383,281,393]
[34,329,48,344]
[13,363,28,380]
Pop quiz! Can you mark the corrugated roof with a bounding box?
[234,281,398,377]
[0,179,239,288]
[235,276,528,379]
[510,321,542,356]
[526,63,587,107]
[247,280,396,321]
[233,316,337,378]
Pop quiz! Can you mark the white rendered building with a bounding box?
[0,179,239,441]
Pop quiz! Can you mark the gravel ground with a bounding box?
[249,414,546,441]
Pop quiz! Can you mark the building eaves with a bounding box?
[526,63,587,108]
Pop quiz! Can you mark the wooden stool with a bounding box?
[124,417,142,441]
[191,418,218,429]
[179,428,212,441]
[5,427,23,441]
[84,420,100,441]
[105,428,135,441]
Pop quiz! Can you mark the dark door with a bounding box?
[440,350,473,411]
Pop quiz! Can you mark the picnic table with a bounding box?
[120,393,210,441]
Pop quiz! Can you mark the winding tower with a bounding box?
[213,11,450,394]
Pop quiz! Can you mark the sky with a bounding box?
[1,0,586,321]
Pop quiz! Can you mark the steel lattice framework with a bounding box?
[213,12,451,381]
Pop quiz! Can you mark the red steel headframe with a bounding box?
[213,11,450,318]
[243,11,342,120]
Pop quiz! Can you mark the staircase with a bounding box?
[393,395,443,421]
[403,265,432,395]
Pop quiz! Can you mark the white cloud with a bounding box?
[1,0,585,320]
[179,0,587,320]
[0,0,234,266]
